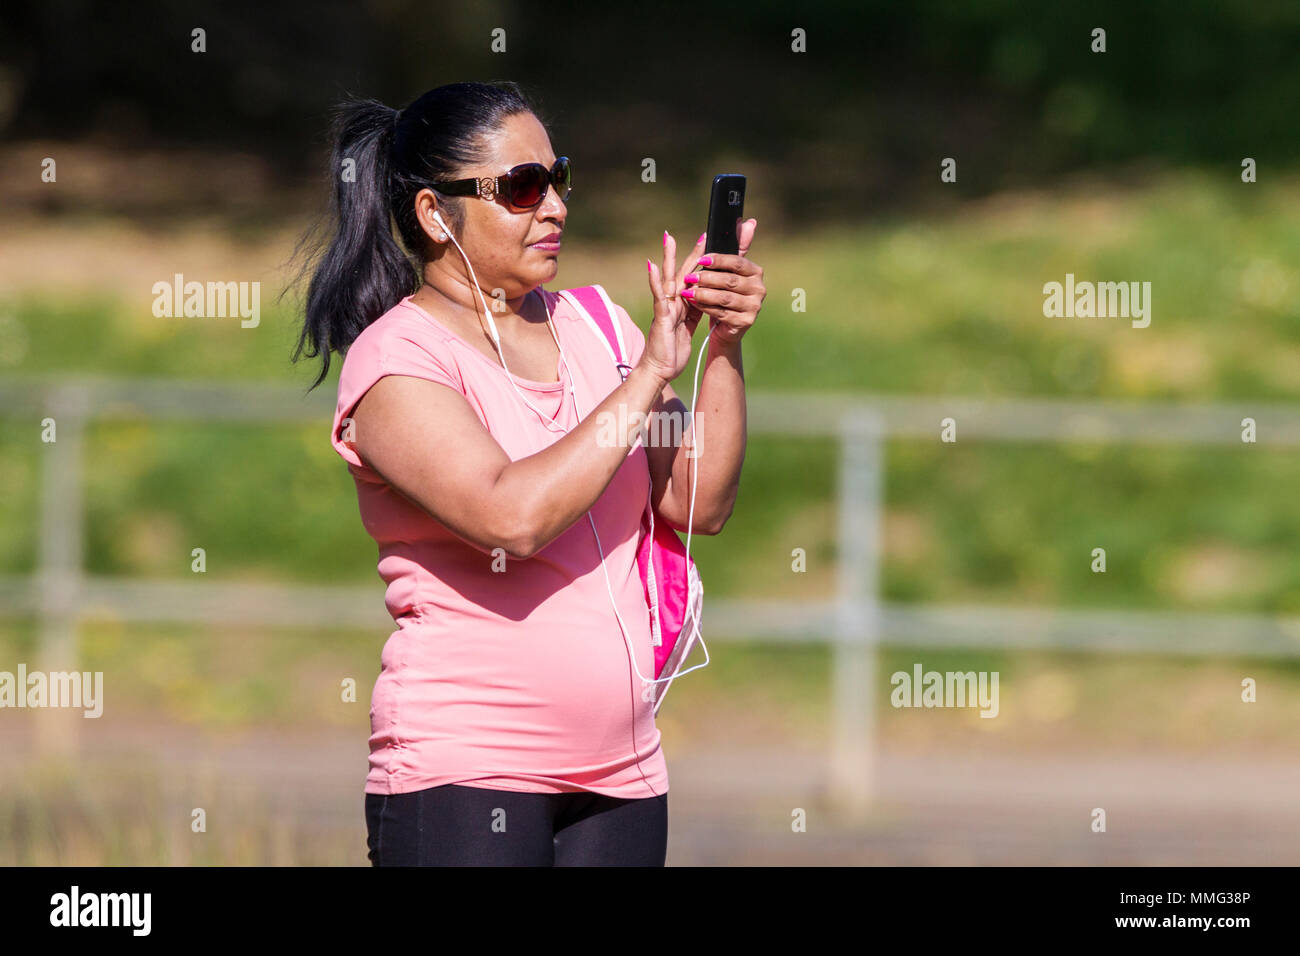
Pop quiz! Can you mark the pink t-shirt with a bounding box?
[330,286,667,799]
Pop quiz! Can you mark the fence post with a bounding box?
[34,383,88,759]
[829,409,884,820]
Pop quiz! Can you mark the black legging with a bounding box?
[365,783,668,866]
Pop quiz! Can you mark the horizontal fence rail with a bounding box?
[6,377,1300,440]
[6,581,1297,657]
[3,376,1296,808]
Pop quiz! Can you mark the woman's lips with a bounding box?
[530,234,562,251]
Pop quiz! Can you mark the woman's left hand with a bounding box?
[682,217,765,346]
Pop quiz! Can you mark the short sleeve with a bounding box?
[331,321,463,470]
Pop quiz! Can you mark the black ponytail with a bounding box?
[289,81,538,390]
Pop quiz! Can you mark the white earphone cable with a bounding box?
[436,213,708,689]
[438,215,578,431]
[582,318,713,688]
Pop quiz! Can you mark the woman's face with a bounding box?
[423,111,567,301]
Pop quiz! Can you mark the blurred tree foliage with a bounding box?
[3,0,1296,229]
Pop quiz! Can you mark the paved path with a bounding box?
[3,720,1296,864]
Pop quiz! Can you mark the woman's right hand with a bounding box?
[640,230,709,385]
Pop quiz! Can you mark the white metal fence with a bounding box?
[5,377,1300,811]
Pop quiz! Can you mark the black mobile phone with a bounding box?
[704,174,746,258]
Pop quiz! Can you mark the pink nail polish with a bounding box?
[698,232,707,245]
[684,273,699,285]
[681,288,695,300]
[663,230,669,246]
[697,255,713,267]
[646,258,653,273]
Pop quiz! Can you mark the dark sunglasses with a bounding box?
[430,156,571,209]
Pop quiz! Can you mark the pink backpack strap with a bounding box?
[558,285,701,700]
[557,285,632,379]
[558,282,660,549]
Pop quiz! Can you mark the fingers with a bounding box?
[663,230,711,296]
[653,229,712,329]
[648,258,682,328]
[647,257,666,308]
[678,231,707,284]
[695,250,761,276]
[681,241,764,325]
[736,218,757,257]
[683,260,763,316]
[661,230,677,299]
[680,284,761,319]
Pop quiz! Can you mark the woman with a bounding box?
[292,81,764,866]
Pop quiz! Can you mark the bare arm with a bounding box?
[644,330,747,535]
[348,225,761,559]
[350,360,669,560]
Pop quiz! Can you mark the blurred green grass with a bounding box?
[2,168,1299,748]
[2,618,1297,752]
[0,170,1297,611]
[3,429,1300,616]
[7,171,1300,393]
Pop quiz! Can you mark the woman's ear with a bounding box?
[414,188,453,244]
